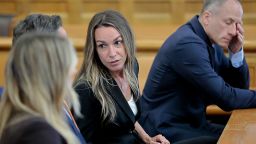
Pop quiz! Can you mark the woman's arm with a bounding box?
[134,121,170,144]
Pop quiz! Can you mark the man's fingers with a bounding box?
[236,23,244,35]
[237,30,244,43]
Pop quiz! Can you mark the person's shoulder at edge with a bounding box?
[73,79,97,104]
[74,79,90,90]
[2,116,65,144]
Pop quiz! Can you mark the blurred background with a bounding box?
[1,0,256,37]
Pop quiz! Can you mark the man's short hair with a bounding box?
[12,14,62,44]
[201,0,241,14]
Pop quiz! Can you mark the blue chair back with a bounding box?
[0,87,3,96]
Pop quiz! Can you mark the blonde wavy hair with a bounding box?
[0,33,80,144]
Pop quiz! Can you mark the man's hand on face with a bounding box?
[229,23,244,53]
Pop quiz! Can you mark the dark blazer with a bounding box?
[74,61,142,144]
[140,16,256,143]
[0,117,66,144]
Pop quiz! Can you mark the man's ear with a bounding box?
[201,11,211,26]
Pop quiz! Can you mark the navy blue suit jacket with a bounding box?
[140,16,256,143]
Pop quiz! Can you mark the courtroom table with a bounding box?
[218,109,256,144]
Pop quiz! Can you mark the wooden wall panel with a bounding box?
[133,0,171,24]
[0,1,17,15]
[80,0,119,23]
[242,0,256,24]
[246,53,256,90]
[184,0,202,21]
[0,51,8,86]
[137,52,156,92]
[1,0,256,24]
[27,0,69,23]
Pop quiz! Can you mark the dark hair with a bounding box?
[12,14,62,44]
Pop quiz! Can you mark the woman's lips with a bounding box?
[110,60,119,66]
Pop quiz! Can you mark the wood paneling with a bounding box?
[0,1,17,15]
[137,52,156,92]
[0,51,9,87]
[133,0,171,24]
[246,53,256,89]
[80,0,119,23]
[1,0,256,24]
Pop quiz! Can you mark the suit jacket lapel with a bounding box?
[207,45,216,69]
[107,79,136,123]
[190,15,216,69]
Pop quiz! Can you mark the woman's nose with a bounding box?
[108,45,117,58]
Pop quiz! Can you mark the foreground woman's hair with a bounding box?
[0,32,80,143]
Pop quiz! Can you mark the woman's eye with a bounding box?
[114,40,123,47]
[97,44,106,48]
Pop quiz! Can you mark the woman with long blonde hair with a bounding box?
[0,33,80,144]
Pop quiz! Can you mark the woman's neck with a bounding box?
[112,71,131,101]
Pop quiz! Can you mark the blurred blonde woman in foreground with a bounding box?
[0,33,80,144]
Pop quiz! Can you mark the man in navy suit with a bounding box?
[140,0,256,143]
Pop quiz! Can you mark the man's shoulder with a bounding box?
[175,24,202,41]
[162,24,204,49]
